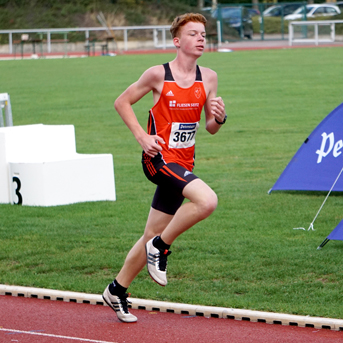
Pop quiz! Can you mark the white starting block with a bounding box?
[0,124,116,206]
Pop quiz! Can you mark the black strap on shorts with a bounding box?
[163,63,202,82]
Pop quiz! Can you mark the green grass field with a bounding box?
[1,47,343,319]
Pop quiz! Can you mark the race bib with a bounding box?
[169,122,199,149]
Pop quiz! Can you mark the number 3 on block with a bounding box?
[12,176,23,205]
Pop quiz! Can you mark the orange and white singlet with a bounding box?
[146,63,207,171]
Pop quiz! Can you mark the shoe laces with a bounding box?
[118,293,132,314]
[158,249,171,272]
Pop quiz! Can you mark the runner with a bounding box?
[103,12,227,323]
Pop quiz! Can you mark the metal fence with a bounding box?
[289,19,343,45]
[0,25,173,56]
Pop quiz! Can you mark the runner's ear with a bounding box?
[173,37,180,48]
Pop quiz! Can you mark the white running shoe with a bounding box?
[102,285,137,323]
[145,237,171,286]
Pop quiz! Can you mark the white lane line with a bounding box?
[0,328,117,343]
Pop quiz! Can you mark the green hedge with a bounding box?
[0,0,196,44]
[0,0,193,30]
[1,0,342,42]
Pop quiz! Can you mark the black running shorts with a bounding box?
[142,159,198,215]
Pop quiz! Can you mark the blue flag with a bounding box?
[271,103,343,192]
[328,219,343,241]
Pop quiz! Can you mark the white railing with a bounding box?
[289,20,343,46]
[0,25,173,54]
[0,93,13,127]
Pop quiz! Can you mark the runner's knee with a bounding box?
[197,190,218,219]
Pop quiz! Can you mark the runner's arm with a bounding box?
[202,69,226,134]
[114,67,165,157]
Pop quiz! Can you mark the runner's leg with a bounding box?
[116,166,217,286]
[116,208,173,288]
[160,178,217,245]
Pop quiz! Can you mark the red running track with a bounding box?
[1,295,342,343]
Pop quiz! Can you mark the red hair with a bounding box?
[170,13,207,38]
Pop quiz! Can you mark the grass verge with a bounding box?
[1,47,343,318]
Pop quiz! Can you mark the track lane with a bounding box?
[1,295,342,343]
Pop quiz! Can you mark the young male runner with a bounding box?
[102,13,227,323]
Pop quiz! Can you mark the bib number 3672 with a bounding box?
[169,122,199,149]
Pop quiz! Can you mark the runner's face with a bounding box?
[176,21,206,56]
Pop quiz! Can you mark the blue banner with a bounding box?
[271,103,343,192]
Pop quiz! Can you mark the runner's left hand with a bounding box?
[210,97,226,123]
